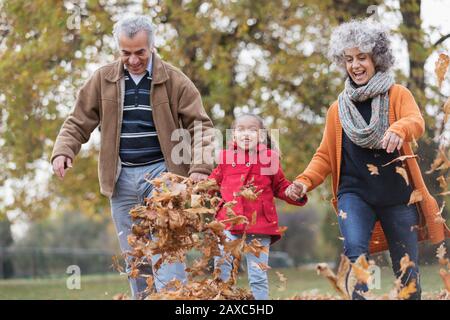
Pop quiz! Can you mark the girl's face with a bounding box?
[344,47,376,86]
[233,116,261,151]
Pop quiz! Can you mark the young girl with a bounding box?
[208,113,307,300]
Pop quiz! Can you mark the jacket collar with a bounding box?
[105,53,169,84]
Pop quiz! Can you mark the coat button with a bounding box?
[232,163,236,167]
[246,162,251,167]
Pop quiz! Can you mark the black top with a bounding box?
[337,98,413,207]
[119,70,164,167]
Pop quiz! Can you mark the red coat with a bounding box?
[209,144,307,243]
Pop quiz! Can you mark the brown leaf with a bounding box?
[221,214,249,227]
[243,238,269,258]
[407,190,423,206]
[366,164,379,175]
[111,255,124,273]
[276,225,288,235]
[237,187,262,201]
[382,155,418,167]
[275,271,287,292]
[426,148,450,174]
[183,207,216,215]
[352,255,371,285]
[437,176,448,190]
[399,254,415,274]
[190,194,202,208]
[444,97,450,124]
[252,261,271,271]
[435,53,450,89]
[395,166,409,186]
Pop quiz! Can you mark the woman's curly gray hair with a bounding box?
[328,19,395,72]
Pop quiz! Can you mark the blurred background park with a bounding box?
[0,0,449,299]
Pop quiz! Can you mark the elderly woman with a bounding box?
[286,19,449,300]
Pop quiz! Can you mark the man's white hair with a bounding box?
[113,15,155,49]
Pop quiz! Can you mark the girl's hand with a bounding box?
[286,181,307,201]
[381,131,404,153]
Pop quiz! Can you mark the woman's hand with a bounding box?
[381,131,404,153]
[285,181,307,201]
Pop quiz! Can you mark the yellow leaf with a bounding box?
[275,271,287,292]
[444,97,450,124]
[395,166,409,185]
[437,175,448,190]
[435,53,450,89]
[407,190,423,205]
[366,164,379,175]
[276,225,288,235]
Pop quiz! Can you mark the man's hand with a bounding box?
[52,155,73,180]
[189,173,209,182]
[381,131,404,153]
[285,180,307,201]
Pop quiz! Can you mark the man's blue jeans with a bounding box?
[214,230,271,300]
[337,192,421,300]
[110,161,187,299]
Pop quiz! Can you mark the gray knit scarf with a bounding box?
[338,71,395,149]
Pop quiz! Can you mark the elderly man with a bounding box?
[51,16,214,299]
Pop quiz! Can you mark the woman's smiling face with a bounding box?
[344,47,376,85]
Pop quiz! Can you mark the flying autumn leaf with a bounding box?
[252,261,271,272]
[444,97,450,124]
[338,210,347,220]
[436,243,449,267]
[426,147,450,174]
[407,190,423,206]
[437,175,448,190]
[236,187,262,201]
[221,213,249,227]
[395,166,409,185]
[435,201,447,225]
[276,226,288,235]
[382,154,418,167]
[367,164,379,175]
[435,53,450,89]
[399,254,415,274]
[275,271,287,292]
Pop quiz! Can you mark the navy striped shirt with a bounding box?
[119,69,164,167]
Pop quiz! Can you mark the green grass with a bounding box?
[0,264,445,300]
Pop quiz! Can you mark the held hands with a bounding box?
[189,172,209,182]
[52,155,73,180]
[381,131,403,153]
[285,180,307,201]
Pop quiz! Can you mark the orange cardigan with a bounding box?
[296,84,450,253]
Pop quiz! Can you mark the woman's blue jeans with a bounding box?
[337,192,421,300]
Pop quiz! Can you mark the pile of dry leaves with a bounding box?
[124,172,269,300]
